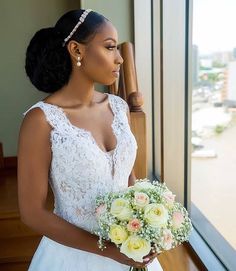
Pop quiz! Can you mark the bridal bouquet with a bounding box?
[94,178,192,270]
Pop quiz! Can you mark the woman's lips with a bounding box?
[112,71,120,77]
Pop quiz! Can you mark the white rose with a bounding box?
[133,181,155,191]
[108,224,128,244]
[144,203,168,228]
[110,198,133,221]
[120,235,151,262]
[134,192,150,208]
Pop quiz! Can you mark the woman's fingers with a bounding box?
[143,250,159,265]
[143,252,156,261]
[126,250,159,268]
[149,252,158,262]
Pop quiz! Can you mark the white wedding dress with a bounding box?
[23,93,163,271]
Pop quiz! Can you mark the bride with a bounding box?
[18,8,163,270]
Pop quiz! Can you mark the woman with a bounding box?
[18,9,163,270]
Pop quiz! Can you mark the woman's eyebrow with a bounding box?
[103,37,117,43]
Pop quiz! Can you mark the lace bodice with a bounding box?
[23,93,138,233]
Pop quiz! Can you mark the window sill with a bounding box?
[189,227,227,271]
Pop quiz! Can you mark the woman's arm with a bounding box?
[17,108,147,268]
[17,108,104,253]
[128,168,137,187]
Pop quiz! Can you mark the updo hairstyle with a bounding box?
[25,9,108,93]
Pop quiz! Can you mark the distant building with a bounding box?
[200,58,213,69]
[212,51,233,65]
[192,45,199,87]
[233,48,236,60]
[222,61,236,107]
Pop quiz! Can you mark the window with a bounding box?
[135,1,236,269]
[191,1,236,269]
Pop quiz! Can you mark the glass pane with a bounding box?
[191,0,236,267]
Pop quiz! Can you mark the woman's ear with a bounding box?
[66,40,85,63]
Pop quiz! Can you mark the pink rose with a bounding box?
[163,191,176,206]
[127,218,141,232]
[161,229,173,250]
[95,204,107,218]
[172,211,184,229]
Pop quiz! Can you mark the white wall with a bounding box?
[0,0,80,156]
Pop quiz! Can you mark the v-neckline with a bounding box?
[40,93,118,155]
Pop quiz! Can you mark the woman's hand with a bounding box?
[105,242,159,268]
[142,249,160,265]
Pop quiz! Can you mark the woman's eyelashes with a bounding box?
[106,45,119,51]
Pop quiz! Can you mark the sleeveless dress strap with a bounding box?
[110,94,129,115]
[22,101,67,132]
[22,95,129,133]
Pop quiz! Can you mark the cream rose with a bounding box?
[144,203,168,228]
[110,198,133,220]
[133,181,155,191]
[120,235,151,262]
[134,192,150,208]
[108,224,128,245]
[172,211,184,229]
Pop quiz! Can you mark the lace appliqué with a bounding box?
[22,94,138,233]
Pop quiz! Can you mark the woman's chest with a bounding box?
[49,127,137,171]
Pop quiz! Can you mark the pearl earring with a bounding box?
[77,55,81,67]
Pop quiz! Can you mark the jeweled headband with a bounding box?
[62,9,92,47]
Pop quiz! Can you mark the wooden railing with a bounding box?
[108,42,147,179]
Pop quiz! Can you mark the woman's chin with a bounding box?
[99,78,117,86]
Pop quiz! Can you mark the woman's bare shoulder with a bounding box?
[18,108,51,165]
[19,107,52,143]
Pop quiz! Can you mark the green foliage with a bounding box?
[212,61,226,68]
[215,125,225,134]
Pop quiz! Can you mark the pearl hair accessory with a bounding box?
[62,9,92,47]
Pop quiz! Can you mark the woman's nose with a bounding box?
[116,50,124,65]
[119,55,124,65]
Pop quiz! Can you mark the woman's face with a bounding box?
[81,21,124,85]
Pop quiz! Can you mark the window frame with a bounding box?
[134,0,234,269]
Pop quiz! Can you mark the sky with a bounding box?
[193,0,236,54]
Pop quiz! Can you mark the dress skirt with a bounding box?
[28,236,163,271]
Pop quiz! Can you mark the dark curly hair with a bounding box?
[25,9,109,93]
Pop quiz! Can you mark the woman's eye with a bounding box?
[106,46,119,50]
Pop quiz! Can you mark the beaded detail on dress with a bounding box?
[23,93,138,233]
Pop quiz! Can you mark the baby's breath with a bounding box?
[93,179,193,256]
